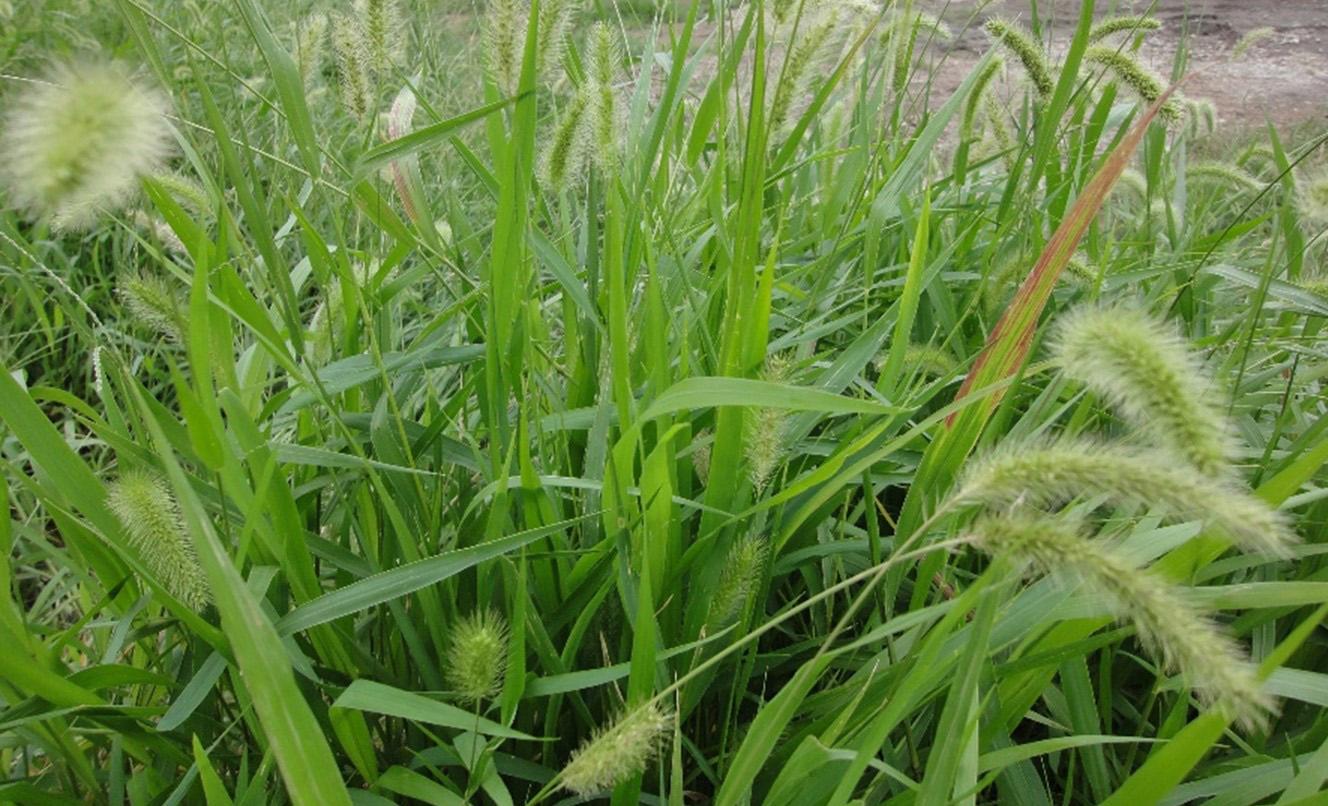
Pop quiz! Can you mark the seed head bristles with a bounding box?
[982,97,1015,165]
[445,609,508,703]
[118,269,188,342]
[536,0,579,77]
[539,92,589,190]
[960,55,1004,144]
[769,0,799,30]
[331,13,374,119]
[704,535,768,633]
[1088,15,1162,44]
[1084,46,1184,124]
[953,438,1297,557]
[148,172,211,219]
[770,10,841,137]
[1062,253,1099,286]
[584,22,623,173]
[1051,304,1235,476]
[901,342,959,379]
[355,0,404,75]
[1187,161,1263,193]
[1296,170,1328,228]
[131,211,187,257]
[561,703,673,796]
[0,60,171,231]
[292,12,329,85]
[744,355,792,494]
[883,10,952,93]
[1184,97,1217,138]
[106,471,211,610]
[1232,27,1274,60]
[483,0,524,96]
[966,511,1273,730]
[983,18,1054,101]
[692,431,712,487]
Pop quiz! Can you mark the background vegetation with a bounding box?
[1,0,1326,803]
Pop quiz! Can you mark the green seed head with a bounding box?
[331,12,374,119]
[118,268,188,342]
[955,437,1297,557]
[1051,304,1234,476]
[967,511,1273,730]
[0,60,171,231]
[445,609,508,703]
[561,704,672,796]
[1085,46,1183,123]
[1297,170,1328,228]
[106,471,211,610]
[704,535,768,633]
[983,18,1054,100]
[1088,15,1162,44]
[355,0,404,75]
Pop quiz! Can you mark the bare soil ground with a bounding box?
[919,0,1328,134]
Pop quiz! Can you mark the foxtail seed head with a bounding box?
[744,355,792,494]
[106,471,211,610]
[983,18,1053,100]
[1296,170,1328,228]
[331,13,374,119]
[1051,304,1235,476]
[1084,46,1183,123]
[954,438,1297,557]
[118,269,188,342]
[561,704,672,796]
[355,0,404,75]
[960,56,1004,144]
[445,609,508,703]
[1,61,171,231]
[967,511,1273,730]
[584,22,623,173]
[1088,15,1162,43]
[539,92,589,190]
[1232,27,1274,60]
[536,0,579,77]
[483,0,524,96]
[704,535,768,633]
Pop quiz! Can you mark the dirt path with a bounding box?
[918,0,1328,134]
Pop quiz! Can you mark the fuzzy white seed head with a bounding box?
[1,61,171,231]
[561,704,672,796]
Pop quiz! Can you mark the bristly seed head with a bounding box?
[331,12,374,119]
[1296,169,1328,228]
[954,437,1298,557]
[118,268,188,342]
[704,535,768,633]
[1051,304,1236,476]
[445,609,508,703]
[967,511,1274,731]
[1,60,171,231]
[983,18,1054,100]
[1084,46,1184,123]
[561,703,672,796]
[106,471,211,610]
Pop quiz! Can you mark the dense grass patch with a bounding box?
[1,0,1327,802]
